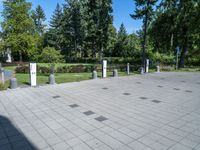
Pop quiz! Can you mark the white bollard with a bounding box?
[0,68,5,85]
[102,60,107,78]
[146,59,149,73]
[30,63,37,86]
[157,65,160,73]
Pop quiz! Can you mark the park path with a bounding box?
[0,72,200,150]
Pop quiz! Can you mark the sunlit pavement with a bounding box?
[0,72,200,150]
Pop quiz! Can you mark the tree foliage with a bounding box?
[38,47,64,63]
[1,0,37,62]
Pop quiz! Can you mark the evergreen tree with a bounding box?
[81,0,112,60]
[104,24,117,57]
[60,0,83,61]
[32,5,46,35]
[45,3,63,50]
[81,0,99,57]
[1,0,37,62]
[130,0,158,71]
[150,0,200,67]
[97,0,113,61]
[113,23,128,57]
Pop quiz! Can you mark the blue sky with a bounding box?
[0,0,142,33]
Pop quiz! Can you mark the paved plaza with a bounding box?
[0,72,200,150]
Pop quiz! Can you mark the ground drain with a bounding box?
[136,82,141,84]
[102,87,108,90]
[83,111,95,116]
[69,104,79,108]
[95,116,108,122]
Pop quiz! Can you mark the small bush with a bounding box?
[0,82,7,91]
[38,47,64,63]
[15,65,29,74]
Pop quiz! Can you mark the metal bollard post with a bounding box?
[113,69,118,77]
[140,67,144,75]
[49,74,56,85]
[10,78,18,89]
[127,63,130,75]
[92,71,98,79]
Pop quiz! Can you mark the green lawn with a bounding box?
[15,72,133,86]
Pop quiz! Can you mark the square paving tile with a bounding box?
[123,93,131,96]
[69,104,79,108]
[95,116,108,122]
[52,96,61,99]
[152,100,162,103]
[83,111,95,116]
[185,90,192,93]
[139,97,148,100]
[158,85,163,88]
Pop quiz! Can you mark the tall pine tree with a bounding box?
[130,0,158,71]
[45,3,63,50]
[32,5,46,35]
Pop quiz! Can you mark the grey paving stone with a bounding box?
[0,72,199,150]
[123,93,131,96]
[152,100,162,103]
[139,97,148,100]
[69,104,79,108]
[53,96,61,99]
[95,116,108,122]
[83,111,95,116]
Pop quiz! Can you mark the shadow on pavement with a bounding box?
[0,115,38,150]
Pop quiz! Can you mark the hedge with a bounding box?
[15,64,141,74]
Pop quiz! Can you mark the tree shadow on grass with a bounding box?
[0,116,38,150]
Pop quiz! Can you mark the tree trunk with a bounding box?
[19,52,23,63]
[179,33,188,68]
[179,44,187,68]
[142,0,150,72]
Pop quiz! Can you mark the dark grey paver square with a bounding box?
[123,93,131,96]
[152,100,162,103]
[53,96,61,99]
[173,88,180,91]
[181,81,186,83]
[95,116,108,122]
[160,78,165,80]
[185,90,192,93]
[136,82,142,84]
[158,85,163,88]
[83,111,95,116]
[196,82,200,84]
[139,97,148,100]
[69,104,79,108]
[102,87,108,90]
